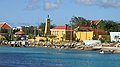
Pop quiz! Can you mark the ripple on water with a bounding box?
[0,46,120,67]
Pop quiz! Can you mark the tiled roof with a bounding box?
[51,25,72,30]
[90,20,101,24]
[79,27,105,33]
[0,23,5,27]
[15,31,25,35]
[0,22,12,29]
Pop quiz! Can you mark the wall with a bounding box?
[51,30,65,41]
[51,30,72,42]
[76,31,93,41]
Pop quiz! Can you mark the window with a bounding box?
[57,31,59,35]
[62,31,64,35]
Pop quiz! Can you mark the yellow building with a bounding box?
[75,27,108,41]
[76,31,93,41]
[50,24,73,42]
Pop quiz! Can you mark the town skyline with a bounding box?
[0,0,120,27]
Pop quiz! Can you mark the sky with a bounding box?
[0,0,120,27]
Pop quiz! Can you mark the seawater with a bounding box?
[0,46,120,67]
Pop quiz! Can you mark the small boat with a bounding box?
[100,50,104,54]
[100,50,113,54]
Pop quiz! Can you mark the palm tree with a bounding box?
[70,16,90,28]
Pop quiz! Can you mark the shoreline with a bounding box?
[1,40,120,54]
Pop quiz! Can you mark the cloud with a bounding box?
[44,0,61,10]
[76,0,96,5]
[25,0,61,10]
[25,0,120,11]
[76,0,120,8]
[25,0,40,10]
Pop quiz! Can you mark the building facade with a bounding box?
[0,22,12,40]
[50,24,73,41]
[76,31,93,41]
[110,32,120,42]
[75,27,108,41]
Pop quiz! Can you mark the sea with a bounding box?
[0,46,120,67]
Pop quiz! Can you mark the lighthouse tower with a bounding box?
[44,15,51,35]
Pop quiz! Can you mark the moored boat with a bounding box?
[100,50,113,54]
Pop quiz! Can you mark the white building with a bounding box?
[110,32,120,42]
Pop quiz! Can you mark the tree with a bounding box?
[92,20,120,32]
[97,20,120,32]
[22,26,36,35]
[70,16,90,28]
[91,23,97,29]
[38,23,45,35]
[50,24,56,29]
[0,28,7,33]
[13,29,20,34]
[38,22,56,35]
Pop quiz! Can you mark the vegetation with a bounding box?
[0,36,6,40]
[70,16,90,28]
[0,28,8,33]
[61,34,66,41]
[98,20,120,32]
[28,34,36,39]
[70,16,120,32]
[38,23,45,35]
[0,28,13,41]
[22,26,37,36]
[38,22,56,36]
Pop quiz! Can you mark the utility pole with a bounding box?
[70,21,73,42]
[34,26,36,36]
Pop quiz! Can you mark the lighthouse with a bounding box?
[44,15,51,35]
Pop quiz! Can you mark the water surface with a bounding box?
[0,46,120,67]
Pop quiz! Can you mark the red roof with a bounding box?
[79,27,105,33]
[0,22,12,29]
[51,25,72,30]
[15,31,25,35]
[90,20,101,24]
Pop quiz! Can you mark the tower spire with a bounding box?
[47,15,49,18]
[44,15,51,35]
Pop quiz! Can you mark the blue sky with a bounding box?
[0,0,120,27]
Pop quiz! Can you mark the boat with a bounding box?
[99,50,113,54]
[100,50,104,54]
